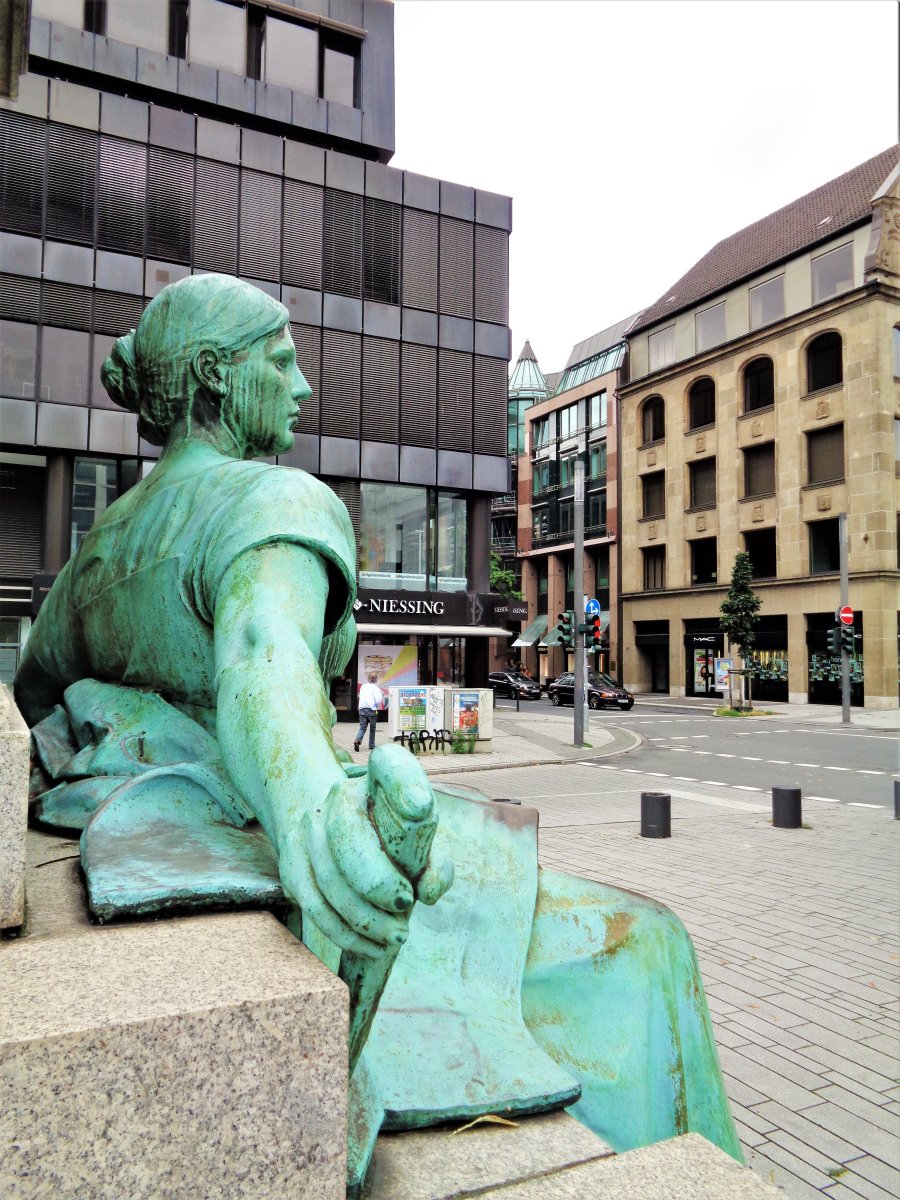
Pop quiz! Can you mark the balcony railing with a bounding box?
[490,492,516,509]
[491,536,517,554]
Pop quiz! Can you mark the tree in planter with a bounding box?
[719,551,762,709]
[490,550,522,600]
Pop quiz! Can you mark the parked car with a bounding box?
[488,671,543,700]
[547,671,634,710]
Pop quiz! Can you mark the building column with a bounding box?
[861,581,898,709]
[467,495,491,593]
[43,455,72,574]
[547,552,566,679]
[787,610,808,705]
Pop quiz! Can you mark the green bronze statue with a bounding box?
[15,274,741,1196]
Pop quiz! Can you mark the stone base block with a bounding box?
[0,685,29,930]
[363,1125,784,1200]
[1,897,348,1198]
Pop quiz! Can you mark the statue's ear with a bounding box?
[193,348,229,399]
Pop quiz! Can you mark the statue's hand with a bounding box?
[283,744,453,959]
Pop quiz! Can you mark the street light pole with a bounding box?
[574,458,585,747]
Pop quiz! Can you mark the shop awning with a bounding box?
[356,624,512,638]
[539,622,565,648]
[511,614,548,648]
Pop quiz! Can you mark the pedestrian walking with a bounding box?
[354,673,385,752]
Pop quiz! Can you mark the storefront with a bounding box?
[330,588,512,719]
[744,616,789,704]
[683,621,725,699]
[806,612,864,707]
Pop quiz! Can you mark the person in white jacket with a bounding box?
[354,673,385,752]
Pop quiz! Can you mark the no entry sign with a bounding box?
[838,605,854,626]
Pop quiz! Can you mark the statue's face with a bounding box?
[227,326,311,456]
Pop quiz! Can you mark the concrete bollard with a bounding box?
[772,786,802,829]
[641,791,671,838]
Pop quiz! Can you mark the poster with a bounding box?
[693,650,710,690]
[452,691,480,736]
[426,688,445,732]
[397,687,427,731]
[714,658,732,690]
[357,643,417,705]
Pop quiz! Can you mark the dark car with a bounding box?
[488,671,543,700]
[547,671,634,711]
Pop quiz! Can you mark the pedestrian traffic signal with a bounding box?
[826,626,841,655]
[556,610,574,646]
[588,615,603,651]
[840,625,855,655]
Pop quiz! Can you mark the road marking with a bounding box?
[766,759,789,764]
[822,766,850,772]
[796,763,818,768]
[849,802,885,809]
[740,756,762,761]
[647,737,666,741]
[669,736,694,740]
[693,735,710,739]
[703,780,727,786]
[808,796,841,803]
[857,769,885,775]
[673,776,697,781]
[735,785,762,792]
[643,772,668,777]
[715,753,736,757]
[693,751,712,755]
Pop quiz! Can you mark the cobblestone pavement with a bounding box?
[427,760,900,1200]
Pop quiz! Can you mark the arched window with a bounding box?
[688,378,715,430]
[743,357,774,413]
[641,396,665,445]
[807,332,842,392]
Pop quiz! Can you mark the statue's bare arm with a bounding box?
[214,541,418,957]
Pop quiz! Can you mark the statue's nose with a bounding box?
[292,367,312,402]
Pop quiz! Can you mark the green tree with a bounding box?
[490,550,522,600]
[719,551,762,708]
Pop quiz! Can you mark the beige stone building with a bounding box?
[618,148,900,709]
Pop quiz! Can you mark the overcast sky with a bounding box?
[391,0,899,375]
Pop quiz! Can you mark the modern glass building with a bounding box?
[0,0,513,708]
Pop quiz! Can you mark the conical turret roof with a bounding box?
[508,340,550,400]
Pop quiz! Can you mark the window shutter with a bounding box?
[323,188,362,297]
[283,179,323,290]
[362,336,399,442]
[147,147,193,263]
[0,274,40,322]
[439,217,473,318]
[42,282,92,330]
[438,349,472,451]
[97,137,146,256]
[46,125,97,244]
[473,355,507,455]
[0,113,45,236]
[194,159,238,274]
[0,464,44,575]
[474,225,508,325]
[320,329,361,438]
[289,322,321,434]
[239,170,283,281]
[363,197,401,305]
[93,290,146,335]
[808,425,844,483]
[402,209,437,310]
[400,343,436,447]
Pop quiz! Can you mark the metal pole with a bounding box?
[839,512,850,726]
[574,459,585,747]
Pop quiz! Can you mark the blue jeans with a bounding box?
[355,708,377,748]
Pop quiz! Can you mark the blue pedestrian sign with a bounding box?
[584,598,601,616]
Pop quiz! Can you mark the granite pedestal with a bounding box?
[0,684,29,929]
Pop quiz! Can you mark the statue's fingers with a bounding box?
[416,856,455,905]
[325,790,415,913]
[310,815,411,946]
[286,831,385,959]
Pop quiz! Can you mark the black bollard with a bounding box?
[772,786,802,829]
[641,791,671,838]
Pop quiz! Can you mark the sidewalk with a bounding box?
[630,695,900,732]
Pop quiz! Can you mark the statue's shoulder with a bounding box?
[237,461,352,536]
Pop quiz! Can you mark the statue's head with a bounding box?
[101,273,310,457]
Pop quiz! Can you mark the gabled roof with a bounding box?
[508,340,550,400]
[631,146,900,335]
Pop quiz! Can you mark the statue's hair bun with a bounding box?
[100,331,140,413]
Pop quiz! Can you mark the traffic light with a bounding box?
[588,615,603,651]
[826,626,841,655]
[556,610,574,646]
[840,625,855,655]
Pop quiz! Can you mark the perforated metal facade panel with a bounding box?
[363,197,401,305]
[0,113,44,236]
[147,148,193,264]
[401,209,437,311]
[438,349,472,452]
[0,464,44,575]
[290,322,321,434]
[362,336,399,443]
[240,170,283,281]
[320,328,361,438]
[283,179,323,290]
[323,188,363,297]
[474,355,508,455]
[42,281,92,330]
[475,225,509,326]
[97,137,146,256]
[47,126,96,245]
[0,274,40,322]
[400,343,436,448]
[194,159,239,274]
[439,217,473,319]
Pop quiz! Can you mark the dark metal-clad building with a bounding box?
[0,0,513,708]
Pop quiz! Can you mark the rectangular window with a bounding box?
[168,0,189,58]
[689,457,716,508]
[743,443,775,497]
[532,461,549,497]
[589,390,607,428]
[690,537,717,585]
[749,275,784,329]
[809,518,840,574]
[642,471,666,519]
[587,489,606,531]
[262,13,318,94]
[532,508,548,542]
[812,243,854,303]
[435,492,467,592]
[559,403,579,440]
[532,417,550,451]
[648,325,675,371]
[71,458,117,554]
[0,320,37,399]
[84,1,107,35]
[558,500,574,540]
[807,424,844,485]
[359,483,428,591]
[323,37,359,107]
[744,528,777,579]
[187,0,245,75]
[559,454,576,488]
[642,546,666,590]
[696,302,726,352]
[589,441,607,480]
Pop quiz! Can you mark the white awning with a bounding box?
[356,624,513,638]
